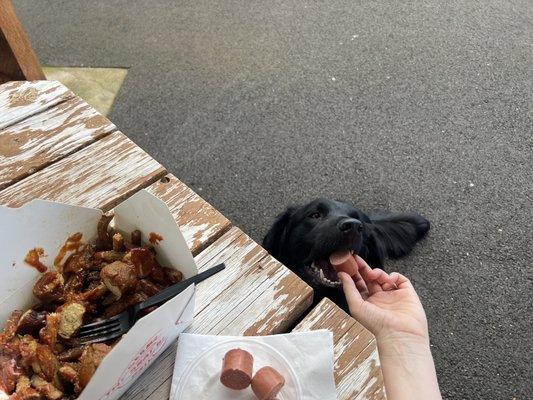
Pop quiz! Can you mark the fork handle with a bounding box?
[136,263,225,313]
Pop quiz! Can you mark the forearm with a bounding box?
[376,334,442,400]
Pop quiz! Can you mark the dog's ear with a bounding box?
[263,206,298,260]
[359,223,387,268]
[362,212,430,268]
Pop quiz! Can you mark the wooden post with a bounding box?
[0,0,45,83]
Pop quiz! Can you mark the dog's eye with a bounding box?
[308,212,321,219]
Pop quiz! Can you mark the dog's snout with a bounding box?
[338,218,363,233]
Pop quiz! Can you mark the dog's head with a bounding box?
[263,198,373,290]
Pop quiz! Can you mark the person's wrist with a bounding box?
[376,327,429,343]
[376,330,442,400]
[376,330,431,359]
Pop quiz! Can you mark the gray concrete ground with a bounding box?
[15,1,532,398]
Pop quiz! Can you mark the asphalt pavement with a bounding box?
[15,0,532,398]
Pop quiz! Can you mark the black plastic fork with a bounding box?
[73,263,225,344]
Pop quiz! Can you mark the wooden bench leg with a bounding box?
[0,0,45,83]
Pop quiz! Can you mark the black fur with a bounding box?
[263,198,430,311]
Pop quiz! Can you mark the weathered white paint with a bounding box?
[336,342,383,400]
[354,350,387,400]
[193,227,267,313]
[0,131,165,209]
[293,298,386,400]
[0,81,72,129]
[293,297,356,342]
[0,96,116,189]
[145,175,231,255]
[190,255,311,336]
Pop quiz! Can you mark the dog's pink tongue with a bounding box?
[329,250,358,277]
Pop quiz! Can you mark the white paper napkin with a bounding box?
[170,330,336,400]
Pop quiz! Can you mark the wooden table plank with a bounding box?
[0,80,317,400]
[0,131,166,209]
[0,95,116,189]
[193,227,268,312]
[293,295,357,343]
[145,174,231,256]
[123,228,313,400]
[293,298,386,400]
[0,80,72,129]
[191,254,313,336]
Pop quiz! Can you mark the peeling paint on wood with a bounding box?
[193,227,268,314]
[0,131,166,209]
[191,255,312,336]
[0,96,116,189]
[293,297,357,343]
[354,356,386,400]
[9,88,38,106]
[292,298,387,400]
[336,342,384,400]
[0,81,72,129]
[334,324,374,384]
[145,174,231,256]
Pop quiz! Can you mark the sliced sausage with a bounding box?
[329,250,358,276]
[220,348,254,390]
[251,366,285,400]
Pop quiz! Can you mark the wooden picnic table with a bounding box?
[0,80,386,400]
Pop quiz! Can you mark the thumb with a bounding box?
[339,272,365,319]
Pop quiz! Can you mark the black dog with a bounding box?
[263,198,430,311]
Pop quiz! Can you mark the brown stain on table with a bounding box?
[242,245,265,265]
[84,115,108,129]
[9,87,37,107]
[0,129,33,157]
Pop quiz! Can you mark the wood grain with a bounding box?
[145,174,231,256]
[191,254,313,336]
[123,228,313,400]
[293,296,357,343]
[0,0,45,83]
[0,95,116,189]
[0,131,166,209]
[0,81,72,129]
[193,227,268,313]
[293,298,386,400]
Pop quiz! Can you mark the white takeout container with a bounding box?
[0,190,197,400]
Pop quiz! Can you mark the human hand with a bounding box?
[338,256,428,343]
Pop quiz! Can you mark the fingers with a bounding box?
[355,255,399,293]
[352,268,369,299]
[338,272,365,316]
[389,272,412,289]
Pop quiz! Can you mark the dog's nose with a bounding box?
[338,218,363,233]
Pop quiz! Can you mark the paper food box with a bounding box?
[0,190,197,400]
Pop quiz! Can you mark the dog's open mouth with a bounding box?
[305,250,356,288]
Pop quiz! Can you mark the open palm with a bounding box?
[339,256,428,340]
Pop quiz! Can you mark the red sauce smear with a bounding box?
[54,232,84,270]
[148,232,164,245]
[24,247,47,272]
